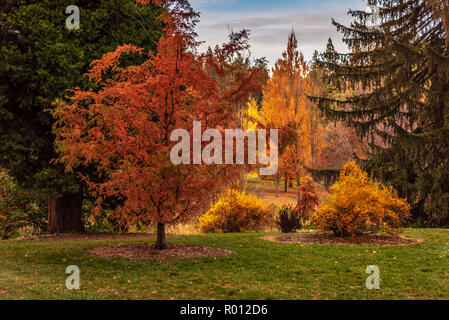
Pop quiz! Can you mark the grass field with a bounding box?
[1,228,449,300]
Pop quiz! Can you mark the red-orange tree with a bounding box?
[53,0,262,249]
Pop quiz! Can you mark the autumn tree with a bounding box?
[53,0,264,249]
[204,30,268,114]
[261,31,324,200]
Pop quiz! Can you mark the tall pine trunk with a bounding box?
[48,192,84,234]
[155,223,167,250]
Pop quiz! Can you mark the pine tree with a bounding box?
[310,0,449,225]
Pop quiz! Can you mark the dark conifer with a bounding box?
[310,0,449,225]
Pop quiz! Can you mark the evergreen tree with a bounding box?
[310,0,449,225]
[0,0,163,232]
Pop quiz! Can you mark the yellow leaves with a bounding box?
[240,98,263,131]
[312,161,411,237]
[198,188,272,233]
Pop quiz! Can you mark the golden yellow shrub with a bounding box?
[199,189,272,233]
[312,162,411,237]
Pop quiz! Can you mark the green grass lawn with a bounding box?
[1,229,449,300]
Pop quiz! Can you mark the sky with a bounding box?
[190,0,368,68]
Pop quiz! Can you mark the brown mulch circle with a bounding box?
[88,243,235,261]
[263,233,423,246]
[10,233,181,242]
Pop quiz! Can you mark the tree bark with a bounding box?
[275,174,280,198]
[296,171,301,202]
[155,223,167,250]
[48,192,84,234]
[239,173,245,191]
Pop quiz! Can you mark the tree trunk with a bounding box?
[48,192,84,234]
[155,223,167,250]
[275,174,280,198]
[296,171,301,202]
[239,173,245,191]
[440,1,449,53]
[284,175,288,193]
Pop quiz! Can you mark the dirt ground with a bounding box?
[9,232,180,242]
[89,243,235,261]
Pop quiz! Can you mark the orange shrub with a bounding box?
[296,178,320,222]
[312,162,411,237]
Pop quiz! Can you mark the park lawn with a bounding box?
[0,229,448,300]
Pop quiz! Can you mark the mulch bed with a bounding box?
[88,243,235,261]
[10,233,181,242]
[263,233,422,246]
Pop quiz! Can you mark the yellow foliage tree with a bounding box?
[312,162,411,237]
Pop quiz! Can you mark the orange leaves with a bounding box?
[202,30,268,114]
[296,178,320,219]
[53,1,260,230]
[261,31,324,174]
[87,45,145,83]
[135,0,163,6]
[312,162,411,237]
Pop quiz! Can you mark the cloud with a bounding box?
[192,1,366,67]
